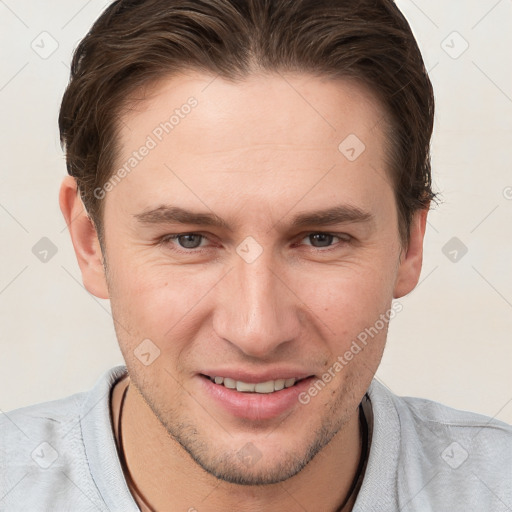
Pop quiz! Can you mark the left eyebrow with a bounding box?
[133,204,374,231]
[287,204,374,229]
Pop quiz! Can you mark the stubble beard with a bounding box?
[129,371,357,486]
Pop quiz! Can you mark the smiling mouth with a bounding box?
[201,374,311,394]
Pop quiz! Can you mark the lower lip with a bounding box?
[198,375,316,421]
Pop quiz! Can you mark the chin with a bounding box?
[183,442,313,486]
[157,410,342,486]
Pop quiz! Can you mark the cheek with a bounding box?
[108,259,217,349]
[301,266,394,406]
[300,262,396,342]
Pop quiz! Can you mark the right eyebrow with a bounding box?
[134,205,232,231]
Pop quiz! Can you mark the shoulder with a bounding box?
[0,389,87,465]
[0,366,128,511]
[364,380,512,511]
[369,379,512,446]
[391,388,512,451]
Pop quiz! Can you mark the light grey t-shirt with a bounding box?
[1,365,511,511]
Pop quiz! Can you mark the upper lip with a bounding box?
[199,368,315,383]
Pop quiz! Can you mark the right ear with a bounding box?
[59,175,109,299]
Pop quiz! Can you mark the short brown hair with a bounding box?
[59,0,436,249]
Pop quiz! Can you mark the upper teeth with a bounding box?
[211,376,297,393]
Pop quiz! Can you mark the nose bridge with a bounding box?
[214,246,298,357]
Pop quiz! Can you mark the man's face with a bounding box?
[102,71,405,484]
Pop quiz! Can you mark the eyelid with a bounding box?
[299,232,351,243]
[296,231,353,251]
[160,232,211,251]
[160,231,352,252]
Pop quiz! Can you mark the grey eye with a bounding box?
[177,234,203,248]
[307,233,335,247]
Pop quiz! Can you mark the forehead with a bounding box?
[119,70,387,153]
[107,71,393,225]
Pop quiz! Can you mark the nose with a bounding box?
[212,247,301,359]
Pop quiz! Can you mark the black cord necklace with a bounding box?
[336,401,369,511]
[116,383,156,512]
[115,383,368,512]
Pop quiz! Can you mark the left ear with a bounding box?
[393,208,429,298]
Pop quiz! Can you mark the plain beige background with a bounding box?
[1,0,511,424]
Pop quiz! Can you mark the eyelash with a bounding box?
[158,232,352,254]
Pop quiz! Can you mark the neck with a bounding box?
[112,376,365,512]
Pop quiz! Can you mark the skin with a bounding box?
[59,71,428,511]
